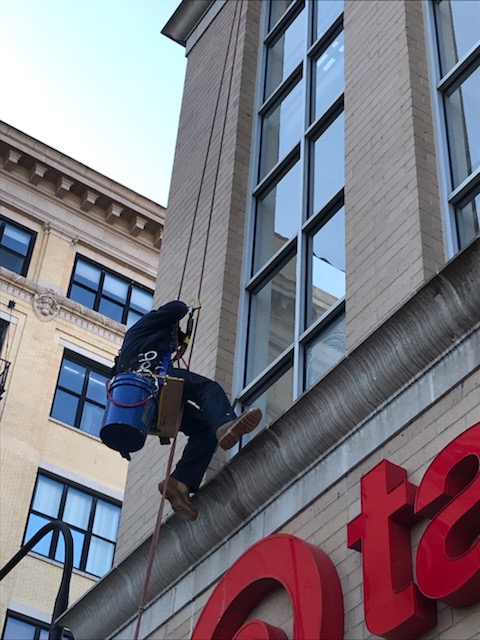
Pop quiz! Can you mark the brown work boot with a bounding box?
[216,408,262,450]
[158,477,198,521]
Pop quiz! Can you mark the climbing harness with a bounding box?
[132,1,244,636]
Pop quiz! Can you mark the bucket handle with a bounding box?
[105,377,160,408]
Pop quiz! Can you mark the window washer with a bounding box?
[112,300,262,521]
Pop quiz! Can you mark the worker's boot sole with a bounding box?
[158,481,198,522]
[217,408,262,450]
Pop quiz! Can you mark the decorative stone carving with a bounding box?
[33,289,60,321]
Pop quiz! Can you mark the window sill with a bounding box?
[48,417,102,442]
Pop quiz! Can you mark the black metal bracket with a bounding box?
[0,520,74,640]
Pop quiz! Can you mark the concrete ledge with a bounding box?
[58,238,480,639]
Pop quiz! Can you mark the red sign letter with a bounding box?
[415,422,480,607]
[191,534,344,640]
[347,460,436,639]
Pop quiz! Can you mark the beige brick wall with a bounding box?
[0,125,162,628]
[344,0,444,351]
[116,0,262,562]
[147,369,480,639]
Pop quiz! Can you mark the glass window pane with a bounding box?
[434,0,480,74]
[305,313,346,389]
[308,207,345,326]
[456,192,480,248]
[242,367,294,447]
[69,283,97,308]
[313,32,344,122]
[0,250,25,274]
[259,80,304,180]
[4,616,37,640]
[58,359,85,393]
[63,487,92,529]
[311,112,344,214]
[265,9,306,99]
[99,297,124,323]
[268,0,295,30]
[2,224,31,255]
[51,389,79,426]
[32,476,63,517]
[24,514,52,556]
[103,272,129,303]
[253,162,302,273]
[130,287,153,313]
[126,309,142,329]
[246,256,296,383]
[444,66,480,188]
[314,0,343,41]
[55,527,84,569]
[79,402,104,437]
[86,537,115,577]
[93,501,120,541]
[73,260,101,289]
[87,371,107,404]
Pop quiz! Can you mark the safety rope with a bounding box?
[133,3,243,637]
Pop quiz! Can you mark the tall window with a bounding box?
[68,256,153,327]
[238,0,345,441]
[50,351,109,437]
[23,472,121,578]
[429,0,480,251]
[0,215,36,276]
[2,611,72,640]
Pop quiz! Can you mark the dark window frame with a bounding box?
[1,610,73,640]
[22,470,121,579]
[0,215,36,277]
[50,350,110,436]
[67,255,153,326]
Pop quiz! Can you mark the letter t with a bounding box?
[347,460,436,639]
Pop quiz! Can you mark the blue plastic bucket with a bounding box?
[100,373,159,455]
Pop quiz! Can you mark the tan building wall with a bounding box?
[344,0,444,349]
[114,0,263,562]
[0,121,164,632]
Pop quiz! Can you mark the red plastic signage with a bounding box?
[191,423,479,640]
[191,534,344,640]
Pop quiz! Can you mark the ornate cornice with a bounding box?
[0,122,165,249]
[59,238,480,639]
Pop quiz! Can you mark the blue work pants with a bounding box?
[167,367,236,492]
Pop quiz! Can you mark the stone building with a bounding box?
[0,121,164,637]
[60,1,479,639]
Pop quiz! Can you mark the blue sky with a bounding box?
[0,0,186,206]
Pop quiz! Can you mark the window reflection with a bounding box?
[313,32,344,122]
[305,313,346,389]
[444,66,480,189]
[311,112,345,214]
[308,207,345,326]
[268,0,295,31]
[265,9,306,100]
[247,256,296,383]
[241,367,294,448]
[0,216,36,276]
[24,473,121,578]
[434,0,480,74]
[260,80,304,180]
[314,0,344,41]
[253,161,302,273]
[456,193,480,247]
